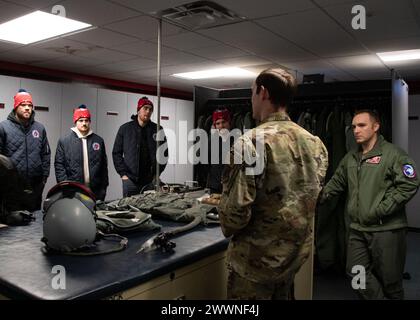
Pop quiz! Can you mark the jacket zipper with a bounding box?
[25,131,29,179]
[357,157,362,225]
[360,155,383,226]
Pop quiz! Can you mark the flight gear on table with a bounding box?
[41,181,128,256]
[99,192,220,253]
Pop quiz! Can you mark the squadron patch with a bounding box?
[92,143,100,151]
[403,164,416,178]
[32,130,40,138]
[366,156,381,164]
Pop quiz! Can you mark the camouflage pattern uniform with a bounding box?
[219,111,328,299]
[98,192,220,224]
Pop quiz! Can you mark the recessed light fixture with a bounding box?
[0,11,92,45]
[377,49,420,62]
[173,67,255,79]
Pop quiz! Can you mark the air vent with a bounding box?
[156,1,246,30]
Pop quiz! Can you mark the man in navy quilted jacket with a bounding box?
[55,105,109,201]
[0,89,51,211]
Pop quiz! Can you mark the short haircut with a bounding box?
[354,109,381,125]
[255,68,297,107]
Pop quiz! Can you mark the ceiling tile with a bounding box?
[366,37,420,52]
[109,40,159,58]
[0,41,23,53]
[187,44,249,60]
[106,0,190,14]
[6,0,61,10]
[91,57,157,73]
[161,50,209,66]
[214,0,315,19]
[0,0,32,22]
[0,45,66,64]
[75,48,137,63]
[198,21,316,61]
[32,55,102,70]
[216,55,273,67]
[314,0,364,6]
[66,28,138,48]
[161,62,227,76]
[123,68,161,79]
[324,1,420,42]
[160,32,220,50]
[104,15,185,41]
[57,0,140,26]
[257,8,368,58]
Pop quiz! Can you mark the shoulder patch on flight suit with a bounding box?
[402,164,416,178]
[366,156,381,164]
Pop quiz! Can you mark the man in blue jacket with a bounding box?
[55,105,109,201]
[112,97,168,197]
[0,89,51,211]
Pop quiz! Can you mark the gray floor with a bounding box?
[313,231,420,300]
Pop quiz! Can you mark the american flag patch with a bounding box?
[366,156,381,164]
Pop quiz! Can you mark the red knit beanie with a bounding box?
[212,109,231,124]
[14,90,33,109]
[137,97,153,112]
[73,105,91,123]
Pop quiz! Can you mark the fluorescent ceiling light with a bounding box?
[173,67,256,79]
[0,11,91,45]
[377,49,420,62]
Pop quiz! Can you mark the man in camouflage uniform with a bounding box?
[321,110,419,299]
[219,69,328,299]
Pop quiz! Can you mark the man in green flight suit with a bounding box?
[321,109,419,299]
[219,68,329,299]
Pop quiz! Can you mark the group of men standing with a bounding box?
[0,91,165,211]
[217,69,419,300]
[1,67,419,300]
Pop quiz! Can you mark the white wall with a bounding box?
[408,94,420,228]
[0,74,195,202]
[0,75,20,120]
[97,89,128,201]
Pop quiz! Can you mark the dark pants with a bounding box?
[24,178,45,212]
[227,269,295,300]
[122,178,152,197]
[346,228,407,300]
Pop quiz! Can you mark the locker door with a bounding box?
[175,99,194,184]
[97,89,127,201]
[61,83,98,135]
[0,75,20,122]
[20,78,62,199]
[159,97,176,184]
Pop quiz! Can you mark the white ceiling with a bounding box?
[0,0,420,92]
